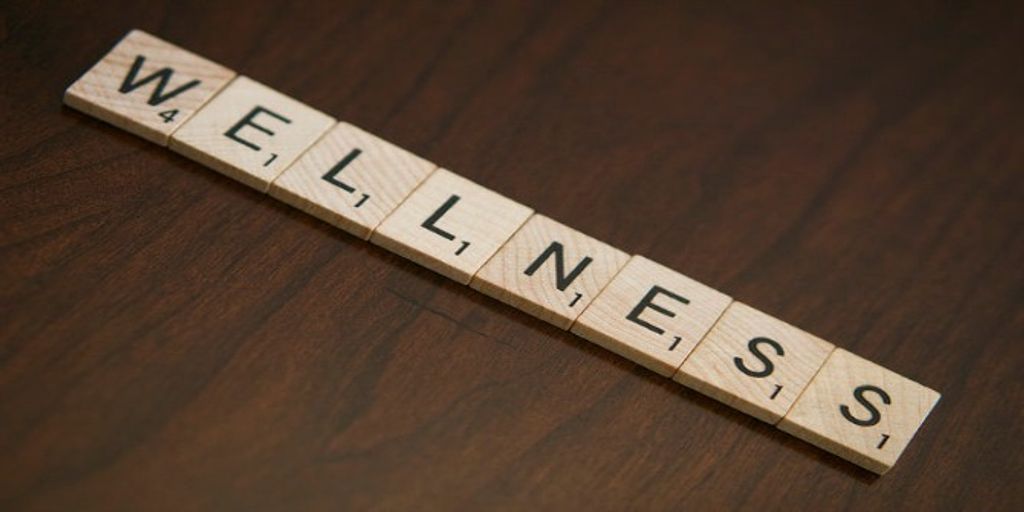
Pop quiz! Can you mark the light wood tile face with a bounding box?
[269,122,436,239]
[60,32,947,478]
[571,256,731,376]
[169,76,335,192]
[778,348,940,474]
[675,302,834,424]
[370,169,533,284]
[471,215,630,330]
[64,30,235,145]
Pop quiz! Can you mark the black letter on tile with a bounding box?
[523,242,592,291]
[119,55,202,106]
[224,106,292,151]
[734,337,785,378]
[422,195,460,241]
[839,385,891,427]
[625,286,690,336]
[322,148,362,193]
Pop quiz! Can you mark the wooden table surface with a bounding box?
[2,1,1022,510]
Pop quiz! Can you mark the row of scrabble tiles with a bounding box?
[64,29,940,475]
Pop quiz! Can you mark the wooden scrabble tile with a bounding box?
[370,169,533,284]
[675,302,834,424]
[571,256,732,376]
[471,215,630,330]
[269,122,436,239]
[778,348,940,474]
[169,76,335,192]
[64,30,235,145]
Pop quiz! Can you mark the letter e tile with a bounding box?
[572,256,732,376]
[169,76,335,192]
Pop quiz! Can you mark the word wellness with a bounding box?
[64,30,941,475]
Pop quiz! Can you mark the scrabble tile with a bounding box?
[571,256,731,376]
[778,348,940,474]
[64,30,235,145]
[370,169,533,284]
[269,122,436,239]
[169,76,335,192]
[675,302,834,424]
[471,215,630,330]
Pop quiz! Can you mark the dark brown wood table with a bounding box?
[2,1,1022,510]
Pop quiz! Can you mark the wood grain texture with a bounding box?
[63,29,235,145]
[676,301,835,424]
[778,348,941,475]
[572,255,731,377]
[370,168,533,284]
[170,76,335,192]
[269,122,437,239]
[2,0,1023,510]
[471,214,630,329]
